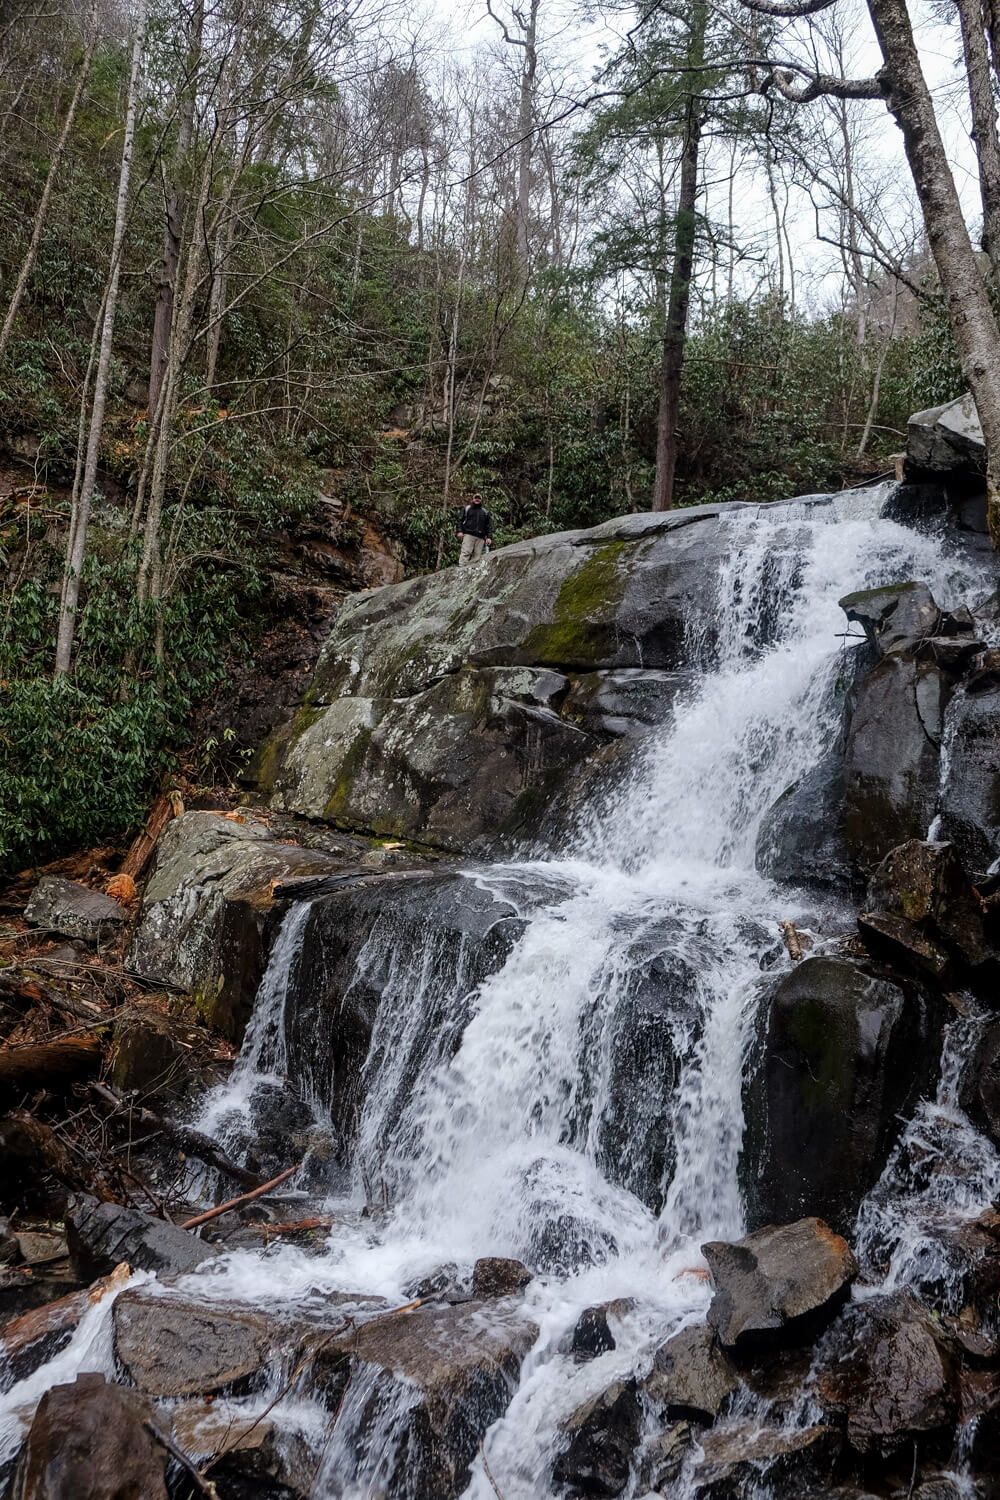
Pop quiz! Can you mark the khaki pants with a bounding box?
[459,534,487,566]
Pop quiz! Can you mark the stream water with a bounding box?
[3,489,998,1496]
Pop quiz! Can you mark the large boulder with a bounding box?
[844,653,952,871]
[702,1218,856,1351]
[283,870,524,1146]
[814,1291,959,1454]
[839,581,942,656]
[126,811,347,1038]
[310,1298,537,1500]
[865,839,993,971]
[113,1287,291,1398]
[962,1020,1000,1152]
[742,957,941,1233]
[258,501,834,853]
[938,650,1000,873]
[24,877,125,945]
[907,394,985,476]
[11,1373,168,1500]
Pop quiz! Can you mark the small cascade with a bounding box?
[854,1006,1000,1298]
[928,682,967,841]
[192,900,315,1189]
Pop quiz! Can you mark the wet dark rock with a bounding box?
[287,872,523,1146]
[938,653,1000,872]
[311,1298,537,1500]
[0,1285,96,1383]
[113,1288,288,1398]
[592,932,703,1213]
[867,839,992,971]
[109,1011,216,1104]
[127,811,347,1040]
[569,1298,634,1360]
[472,1256,532,1298]
[23,876,125,945]
[756,750,854,893]
[691,1423,840,1500]
[742,957,941,1233]
[171,1400,312,1498]
[0,1215,18,1265]
[552,1378,642,1497]
[857,911,952,981]
[65,1195,214,1281]
[907,1479,965,1500]
[639,1421,695,1492]
[814,1291,959,1454]
[907,1208,1000,1353]
[844,654,951,871]
[839,581,941,655]
[644,1322,741,1420]
[221,1080,327,1184]
[703,1217,857,1351]
[11,1372,168,1500]
[403,1263,466,1302]
[962,1019,1000,1151]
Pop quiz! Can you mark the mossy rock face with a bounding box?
[741,956,942,1235]
[259,508,736,852]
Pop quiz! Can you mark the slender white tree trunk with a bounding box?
[54,0,148,676]
[0,5,97,364]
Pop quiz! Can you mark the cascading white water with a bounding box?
[7,491,990,1496]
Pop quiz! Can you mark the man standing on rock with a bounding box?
[456,493,493,565]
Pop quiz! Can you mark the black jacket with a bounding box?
[457,503,492,540]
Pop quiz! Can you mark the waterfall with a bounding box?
[12,491,990,1496]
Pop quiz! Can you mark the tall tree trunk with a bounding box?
[956,0,1000,279]
[866,0,1000,542]
[149,0,204,416]
[54,0,148,676]
[0,8,96,364]
[515,0,539,266]
[652,10,705,515]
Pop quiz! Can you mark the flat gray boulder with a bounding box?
[24,876,125,944]
[907,393,985,474]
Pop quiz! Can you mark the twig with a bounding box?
[180,1161,302,1229]
[88,1082,266,1190]
[480,1441,508,1500]
[146,1421,219,1498]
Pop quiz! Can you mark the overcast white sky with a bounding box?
[416,0,982,315]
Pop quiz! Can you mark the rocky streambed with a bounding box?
[3,479,1000,1499]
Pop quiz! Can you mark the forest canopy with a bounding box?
[0,0,988,869]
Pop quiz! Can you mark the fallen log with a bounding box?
[88,1082,266,1191]
[0,1035,102,1086]
[257,1216,333,1236]
[180,1162,302,1230]
[0,1109,113,1200]
[119,790,184,881]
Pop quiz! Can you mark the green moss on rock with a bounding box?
[523,540,628,666]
